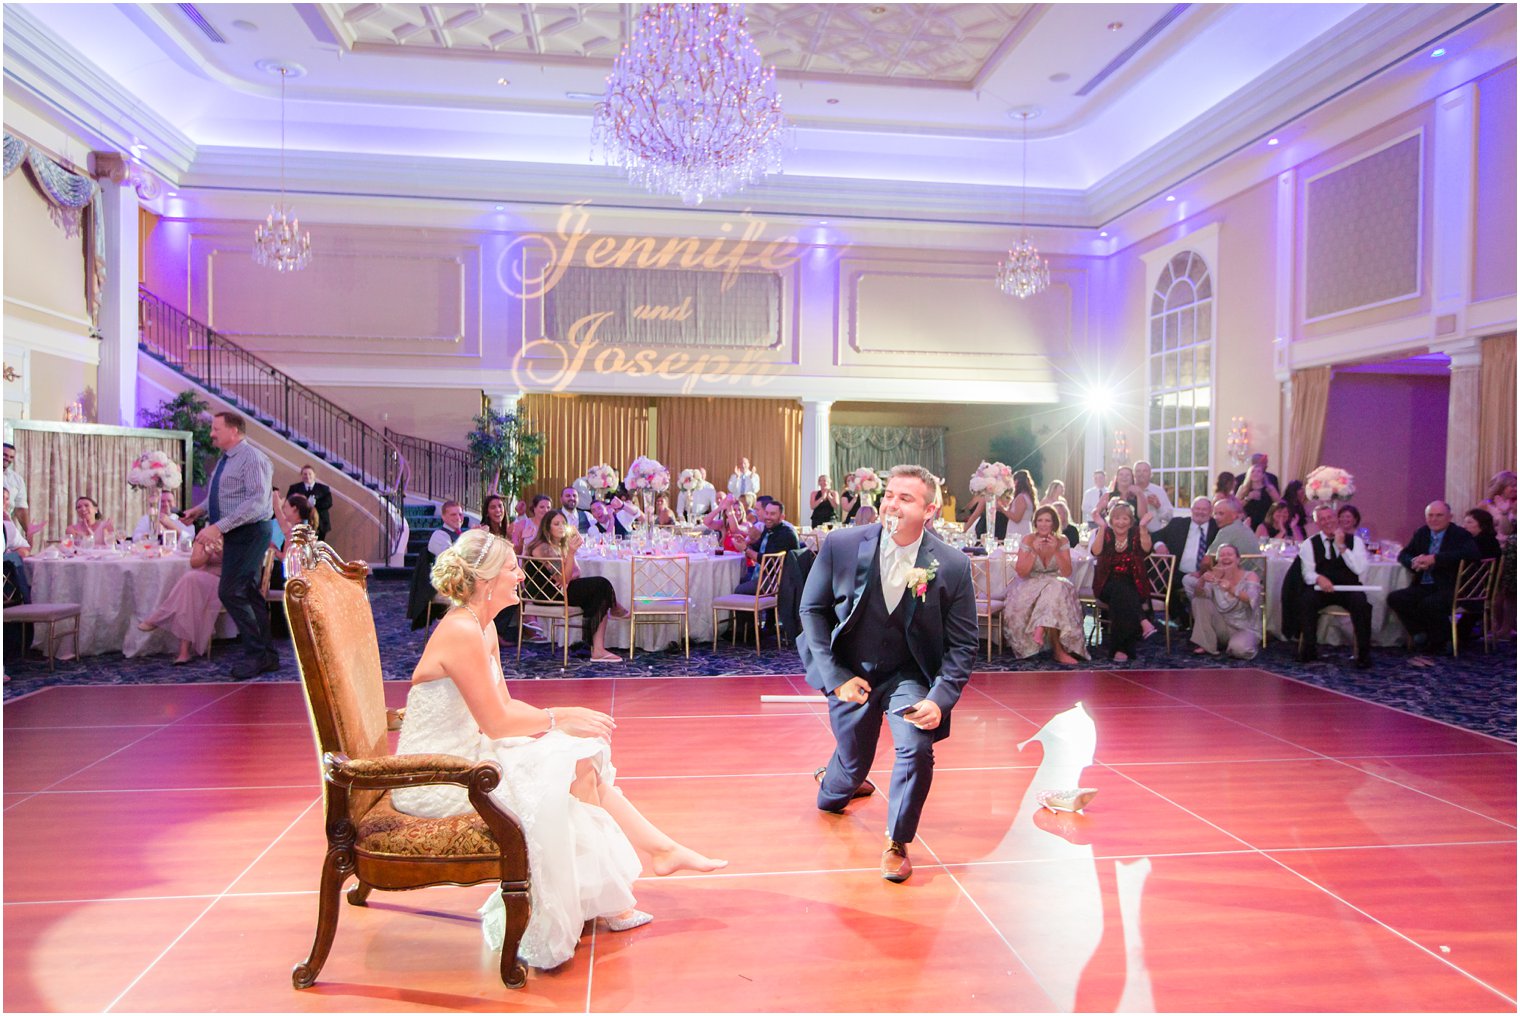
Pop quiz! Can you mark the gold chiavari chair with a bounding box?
[1450,556,1499,657]
[1142,553,1177,653]
[628,555,691,660]
[710,551,786,653]
[517,553,582,667]
[970,556,1004,660]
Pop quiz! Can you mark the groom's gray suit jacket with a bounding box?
[797,524,979,741]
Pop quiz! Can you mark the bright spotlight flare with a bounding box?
[1080,383,1115,415]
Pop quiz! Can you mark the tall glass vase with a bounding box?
[639,490,655,549]
[984,495,999,548]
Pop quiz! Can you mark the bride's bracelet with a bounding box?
[544,708,556,734]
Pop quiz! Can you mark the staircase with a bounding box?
[137,286,478,565]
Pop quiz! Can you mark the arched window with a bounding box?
[1147,250,1214,507]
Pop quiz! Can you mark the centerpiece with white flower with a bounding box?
[677,468,702,522]
[626,456,671,540]
[585,463,619,495]
[128,450,184,545]
[969,460,1014,540]
[1304,465,1356,505]
[847,467,881,507]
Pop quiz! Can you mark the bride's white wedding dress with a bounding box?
[391,662,641,970]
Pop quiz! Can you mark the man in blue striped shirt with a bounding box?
[183,411,278,678]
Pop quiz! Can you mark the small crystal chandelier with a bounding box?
[593,4,787,206]
[253,65,311,273]
[996,109,1049,300]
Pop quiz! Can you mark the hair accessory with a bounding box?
[472,532,496,567]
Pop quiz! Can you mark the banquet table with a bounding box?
[22,551,237,657]
[574,551,747,651]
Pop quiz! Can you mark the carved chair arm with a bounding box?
[324,751,496,792]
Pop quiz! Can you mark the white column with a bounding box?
[486,391,522,417]
[799,399,832,514]
[1440,339,1483,513]
[94,154,139,426]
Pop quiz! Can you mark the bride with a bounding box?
[391,529,727,970]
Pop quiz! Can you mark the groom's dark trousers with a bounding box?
[798,524,979,844]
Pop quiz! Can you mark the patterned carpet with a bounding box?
[5,577,1515,741]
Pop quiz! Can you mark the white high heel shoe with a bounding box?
[1021,702,1099,813]
[1036,788,1099,813]
[606,910,653,932]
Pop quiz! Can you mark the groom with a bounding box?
[798,464,979,882]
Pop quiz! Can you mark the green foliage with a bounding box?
[139,391,215,486]
[988,425,1044,488]
[467,408,545,503]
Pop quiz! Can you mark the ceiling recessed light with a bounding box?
[1048,72,1070,83]
[1165,195,1176,202]
[231,19,257,32]
[1430,47,1446,58]
[494,205,504,211]
[826,97,839,104]
[497,77,510,85]
[819,220,829,225]
[166,191,176,197]
[1267,137,1279,146]
[1107,21,1124,31]
[1099,231,1108,237]
[870,5,886,13]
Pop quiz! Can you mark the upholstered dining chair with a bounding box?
[282,525,531,991]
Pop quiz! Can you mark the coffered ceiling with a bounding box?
[1,2,1509,241]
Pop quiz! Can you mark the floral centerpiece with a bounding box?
[1304,465,1356,504]
[626,456,671,542]
[969,460,1013,539]
[677,468,700,492]
[128,450,184,545]
[847,467,881,505]
[128,450,183,492]
[585,463,619,494]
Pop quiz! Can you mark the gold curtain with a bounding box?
[1286,365,1332,483]
[1478,332,1516,481]
[519,394,651,500]
[11,424,192,546]
[655,397,802,511]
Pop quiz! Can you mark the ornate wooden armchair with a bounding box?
[282,525,531,991]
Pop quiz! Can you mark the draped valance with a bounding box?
[831,426,947,481]
[3,131,106,326]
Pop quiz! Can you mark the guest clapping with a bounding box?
[1132,460,1174,532]
[1089,500,1154,663]
[1002,507,1087,664]
[66,496,114,546]
[1190,544,1260,659]
[524,514,627,663]
[1298,502,1374,668]
[1257,500,1305,542]
[728,457,761,499]
[1478,470,1516,544]
[810,475,840,528]
[1095,466,1139,524]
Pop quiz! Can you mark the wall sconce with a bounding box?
[1111,429,1131,466]
[64,401,85,422]
[1227,416,1250,464]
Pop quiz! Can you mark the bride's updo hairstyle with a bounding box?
[431,529,513,605]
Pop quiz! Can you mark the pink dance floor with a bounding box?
[4,670,1515,1012]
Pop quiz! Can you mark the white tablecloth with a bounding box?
[575,552,747,650]
[1262,551,1412,647]
[22,553,237,657]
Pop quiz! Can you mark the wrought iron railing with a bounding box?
[385,428,481,513]
[138,285,408,563]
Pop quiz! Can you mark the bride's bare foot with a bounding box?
[651,844,728,876]
[137,621,156,632]
[1052,649,1079,665]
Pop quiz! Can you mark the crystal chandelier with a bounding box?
[253,65,311,273]
[593,4,787,206]
[996,110,1049,299]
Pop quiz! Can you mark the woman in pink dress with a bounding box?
[137,528,223,663]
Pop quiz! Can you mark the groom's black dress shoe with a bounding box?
[815,767,876,799]
[881,839,912,883]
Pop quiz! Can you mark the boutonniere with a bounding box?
[904,559,939,600]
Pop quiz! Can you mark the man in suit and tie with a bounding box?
[1153,496,1219,623]
[558,486,595,534]
[1389,500,1480,653]
[799,464,979,883]
[287,465,333,542]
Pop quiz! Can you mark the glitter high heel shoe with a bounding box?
[1036,788,1099,813]
[606,909,653,932]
